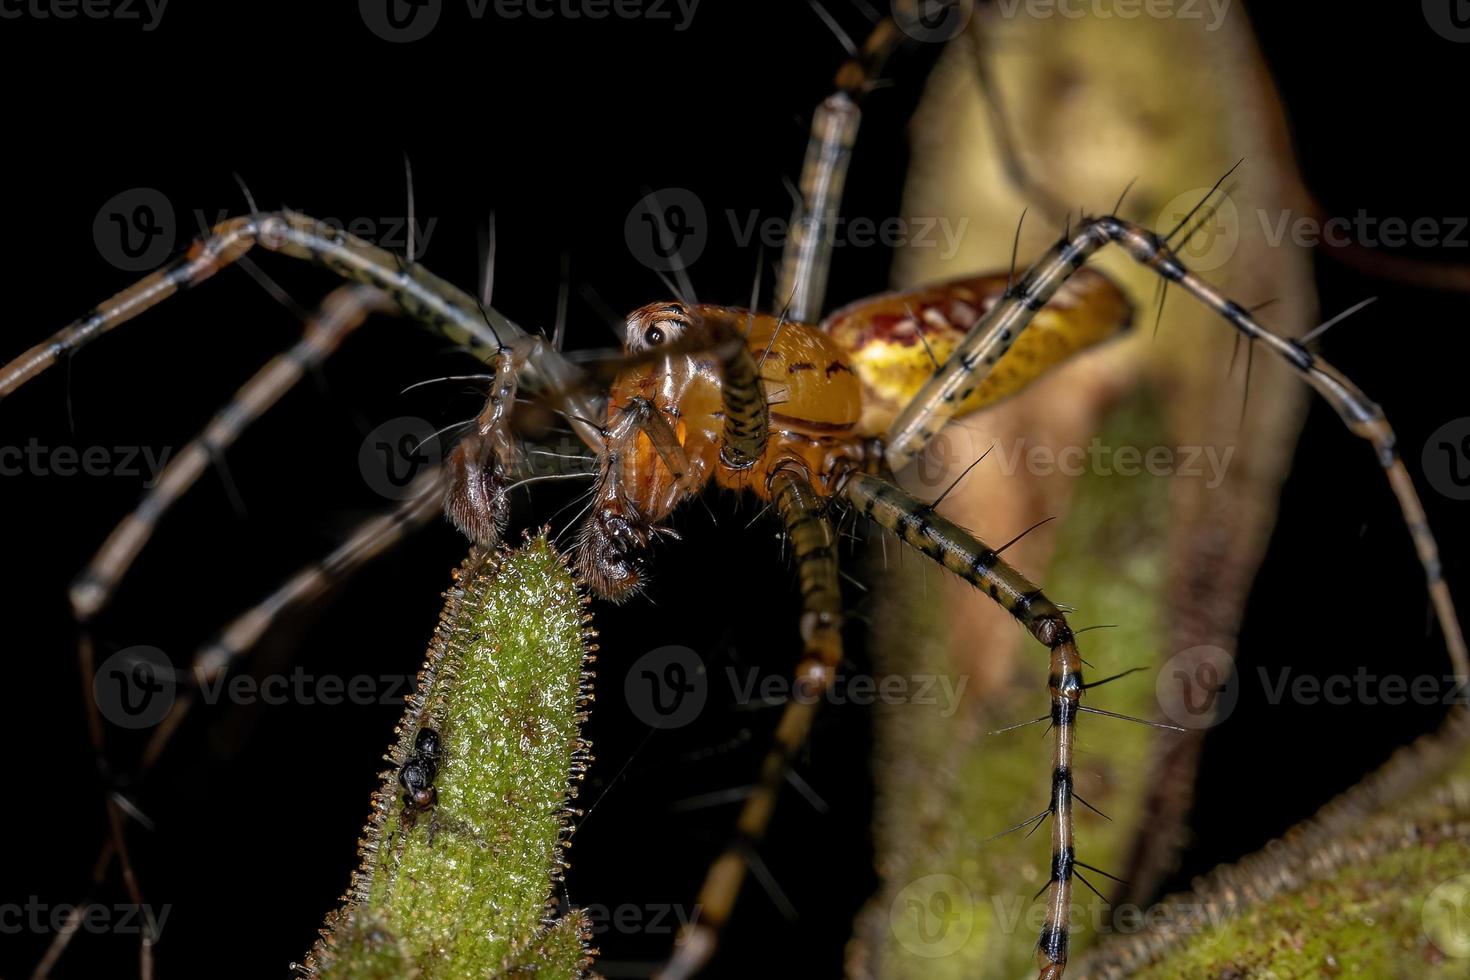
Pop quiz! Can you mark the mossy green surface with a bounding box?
[1073,738,1470,978]
[1123,836,1470,980]
[1080,784,1470,980]
[304,535,595,978]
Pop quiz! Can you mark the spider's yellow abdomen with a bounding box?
[823,267,1133,435]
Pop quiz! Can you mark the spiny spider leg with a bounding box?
[714,316,771,468]
[653,9,934,969]
[70,284,396,622]
[77,628,157,980]
[574,392,703,597]
[179,466,447,749]
[884,215,1468,681]
[61,285,395,975]
[777,12,909,322]
[660,465,845,980]
[0,211,603,450]
[445,337,527,548]
[841,471,1088,980]
[51,468,446,979]
[612,398,700,498]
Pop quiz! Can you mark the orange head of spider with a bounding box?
[575,301,708,602]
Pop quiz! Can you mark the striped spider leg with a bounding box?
[651,8,1096,972]
[1,210,603,450]
[651,15,1466,980]
[838,472,1101,979]
[656,464,847,977]
[8,209,608,633]
[740,10,1468,974]
[614,283,1128,980]
[10,198,792,979]
[68,284,398,623]
[2,212,605,977]
[775,12,909,323]
[650,10,1041,973]
[31,282,427,976]
[883,215,1468,683]
[847,215,1470,978]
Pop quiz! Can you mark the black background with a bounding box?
[2,2,1468,977]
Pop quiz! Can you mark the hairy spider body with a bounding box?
[577,270,1134,603]
[576,300,868,600]
[616,304,866,501]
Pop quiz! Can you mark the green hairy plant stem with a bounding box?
[300,534,597,979]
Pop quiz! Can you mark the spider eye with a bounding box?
[643,325,666,347]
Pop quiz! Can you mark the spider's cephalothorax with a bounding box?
[576,268,1134,602]
[577,299,869,600]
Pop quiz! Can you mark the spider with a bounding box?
[5,5,1465,979]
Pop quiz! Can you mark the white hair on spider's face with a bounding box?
[624,301,695,354]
